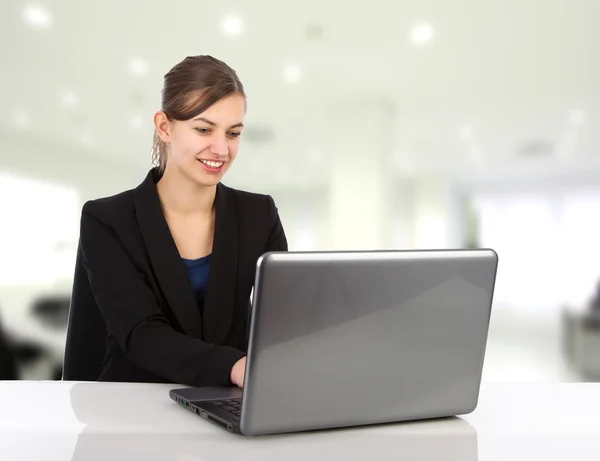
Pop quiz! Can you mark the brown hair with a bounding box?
[151,55,246,174]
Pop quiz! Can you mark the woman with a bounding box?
[76,55,287,388]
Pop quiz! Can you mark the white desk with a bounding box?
[0,381,599,460]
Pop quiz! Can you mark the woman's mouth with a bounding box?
[198,159,225,174]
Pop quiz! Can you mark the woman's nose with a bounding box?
[210,134,229,156]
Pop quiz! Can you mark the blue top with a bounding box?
[182,254,211,312]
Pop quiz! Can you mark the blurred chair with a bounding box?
[0,317,18,380]
[12,341,44,365]
[30,294,71,380]
[31,295,71,330]
[562,277,600,381]
[62,243,107,381]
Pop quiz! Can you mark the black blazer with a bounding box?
[67,168,287,386]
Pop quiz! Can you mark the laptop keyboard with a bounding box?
[211,398,242,419]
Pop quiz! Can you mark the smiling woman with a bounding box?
[63,55,288,389]
[151,55,246,183]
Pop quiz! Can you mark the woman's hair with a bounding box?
[151,55,246,174]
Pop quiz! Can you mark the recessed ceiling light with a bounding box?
[61,90,79,107]
[568,109,586,125]
[129,57,149,76]
[130,115,143,129]
[410,22,435,45]
[220,16,244,37]
[283,64,302,83]
[13,111,31,128]
[23,5,52,29]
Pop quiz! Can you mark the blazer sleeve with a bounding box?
[79,202,245,387]
[266,195,289,252]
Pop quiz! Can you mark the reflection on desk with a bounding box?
[0,381,475,461]
[1,381,600,460]
[70,418,475,460]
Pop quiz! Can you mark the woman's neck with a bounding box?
[156,166,216,217]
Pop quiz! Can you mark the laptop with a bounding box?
[170,248,498,436]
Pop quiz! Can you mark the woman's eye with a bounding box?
[228,132,241,138]
[195,128,210,134]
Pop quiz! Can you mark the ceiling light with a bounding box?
[219,16,244,37]
[129,57,149,76]
[130,115,143,129]
[23,5,52,29]
[283,64,302,83]
[410,22,435,45]
[13,111,30,128]
[61,90,79,107]
[568,110,586,125]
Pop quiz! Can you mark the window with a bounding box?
[472,188,600,310]
[558,190,600,306]
[0,172,80,285]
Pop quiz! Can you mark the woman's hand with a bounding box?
[230,356,246,388]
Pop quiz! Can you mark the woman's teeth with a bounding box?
[199,160,224,168]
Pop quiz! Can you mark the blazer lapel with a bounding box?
[132,169,203,339]
[202,182,238,345]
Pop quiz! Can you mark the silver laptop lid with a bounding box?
[241,249,498,436]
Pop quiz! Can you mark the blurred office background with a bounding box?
[1,0,600,382]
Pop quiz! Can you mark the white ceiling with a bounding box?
[1,0,599,186]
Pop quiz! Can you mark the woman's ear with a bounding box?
[154,111,171,143]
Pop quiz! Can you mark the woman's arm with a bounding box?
[229,194,289,387]
[79,202,245,387]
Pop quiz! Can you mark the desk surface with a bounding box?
[0,381,599,460]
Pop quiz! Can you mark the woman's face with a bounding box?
[157,93,246,187]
